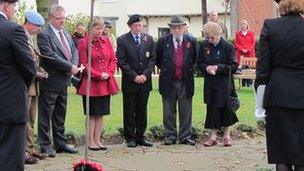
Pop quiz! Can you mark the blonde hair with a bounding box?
[89,16,104,28]
[202,21,222,36]
[279,0,304,16]
[240,19,250,30]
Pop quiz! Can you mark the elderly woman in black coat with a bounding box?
[197,22,238,147]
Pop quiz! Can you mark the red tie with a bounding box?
[59,31,72,61]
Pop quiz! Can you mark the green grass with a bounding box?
[65,77,256,135]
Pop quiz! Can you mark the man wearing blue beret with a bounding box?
[23,9,49,165]
[0,0,37,170]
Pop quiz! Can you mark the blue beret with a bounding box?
[127,14,142,25]
[25,10,45,26]
[0,0,18,3]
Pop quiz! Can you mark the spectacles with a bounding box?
[52,15,66,21]
[205,36,217,40]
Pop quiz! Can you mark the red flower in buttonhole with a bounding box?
[205,47,211,55]
[186,42,191,48]
[73,159,104,171]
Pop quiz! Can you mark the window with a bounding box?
[158,28,170,37]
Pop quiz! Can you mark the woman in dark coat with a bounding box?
[197,22,238,147]
[255,0,304,170]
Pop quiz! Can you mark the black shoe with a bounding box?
[88,147,100,151]
[180,138,196,146]
[41,148,56,158]
[99,145,107,151]
[127,141,137,148]
[56,144,78,154]
[137,139,153,147]
[164,138,176,146]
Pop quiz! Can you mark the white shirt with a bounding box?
[50,25,71,51]
[173,36,183,49]
[131,32,141,45]
[0,11,8,19]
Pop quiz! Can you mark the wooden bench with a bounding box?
[234,56,257,89]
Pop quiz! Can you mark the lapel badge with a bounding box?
[166,44,170,48]
[143,36,148,42]
[146,51,150,58]
[186,42,191,48]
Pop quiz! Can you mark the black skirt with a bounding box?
[204,89,238,129]
[82,96,110,116]
[266,107,304,165]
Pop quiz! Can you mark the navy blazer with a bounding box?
[255,14,304,109]
[0,15,36,123]
[117,32,155,93]
[197,38,238,107]
[37,25,78,92]
[155,33,197,98]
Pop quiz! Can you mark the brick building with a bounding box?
[237,0,278,37]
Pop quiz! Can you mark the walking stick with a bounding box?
[84,0,95,161]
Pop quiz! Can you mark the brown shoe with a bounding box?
[31,151,47,160]
[25,155,38,165]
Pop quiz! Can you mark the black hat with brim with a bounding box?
[168,16,187,26]
[127,14,142,25]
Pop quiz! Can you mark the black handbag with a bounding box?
[227,66,240,112]
[71,73,82,88]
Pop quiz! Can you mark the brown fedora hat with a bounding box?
[168,16,187,26]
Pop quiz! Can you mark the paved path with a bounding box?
[25,135,274,171]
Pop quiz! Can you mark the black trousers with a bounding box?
[0,123,25,171]
[38,90,68,151]
[123,91,150,142]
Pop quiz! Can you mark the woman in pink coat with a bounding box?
[77,16,119,151]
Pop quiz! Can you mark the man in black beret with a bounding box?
[117,14,155,148]
[0,0,37,170]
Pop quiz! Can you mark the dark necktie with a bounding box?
[135,35,141,50]
[59,30,72,61]
[176,38,182,52]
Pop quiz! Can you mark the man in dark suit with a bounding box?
[37,5,81,157]
[117,14,155,148]
[0,0,37,170]
[155,16,197,146]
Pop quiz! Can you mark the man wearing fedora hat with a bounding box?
[117,14,155,148]
[0,0,37,170]
[23,9,49,164]
[155,16,197,146]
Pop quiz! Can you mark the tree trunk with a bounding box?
[230,0,238,37]
[201,0,207,25]
[51,0,58,5]
[36,0,58,23]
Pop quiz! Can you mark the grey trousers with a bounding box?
[162,80,192,141]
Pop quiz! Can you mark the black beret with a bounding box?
[127,14,142,25]
[0,0,18,3]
